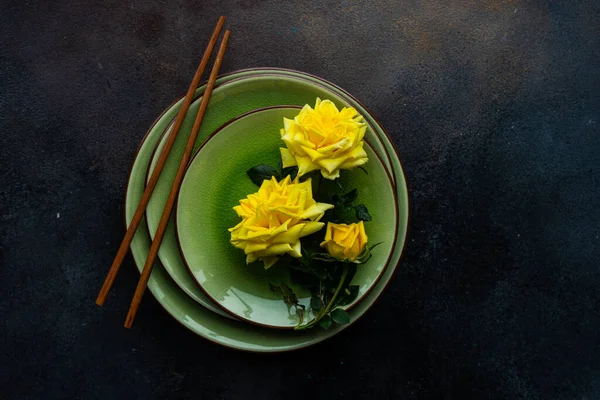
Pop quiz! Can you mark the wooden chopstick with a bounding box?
[95,16,226,307]
[124,30,231,328]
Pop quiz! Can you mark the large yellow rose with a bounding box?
[280,98,369,180]
[229,176,334,269]
[320,221,368,261]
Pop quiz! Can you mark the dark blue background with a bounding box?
[1,1,599,398]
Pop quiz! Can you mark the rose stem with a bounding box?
[297,264,349,330]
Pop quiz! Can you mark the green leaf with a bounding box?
[281,166,298,180]
[319,315,332,329]
[334,285,359,307]
[298,170,319,183]
[290,256,332,281]
[342,189,358,204]
[331,308,350,325]
[343,264,357,288]
[280,282,298,303]
[289,268,319,287]
[321,278,339,293]
[354,204,372,221]
[310,296,322,312]
[246,164,279,186]
[358,166,369,175]
[334,204,356,224]
[270,280,308,328]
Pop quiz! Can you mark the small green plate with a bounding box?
[126,68,409,351]
[176,107,398,329]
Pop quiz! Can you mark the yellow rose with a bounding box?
[229,176,334,269]
[320,221,368,261]
[280,98,369,180]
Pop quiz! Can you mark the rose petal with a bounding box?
[300,202,334,220]
[296,155,320,176]
[287,240,302,258]
[262,256,279,269]
[272,224,305,244]
[299,221,325,237]
[263,243,293,257]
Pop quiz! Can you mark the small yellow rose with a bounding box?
[320,221,368,261]
[229,176,334,269]
[280,98,369,180]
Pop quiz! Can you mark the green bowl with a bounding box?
[126,68,409,351]
[176,106,398,329]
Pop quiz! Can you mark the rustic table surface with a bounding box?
[1,1,598,398]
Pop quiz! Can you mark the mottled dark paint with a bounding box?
[1,0,599,399]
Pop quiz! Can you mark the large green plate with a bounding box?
[144,74,398,313]
[126,68,409,351]
[176,107,398,328]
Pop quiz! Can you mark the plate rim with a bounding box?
[175,105,400,329]
[145,73,398,189]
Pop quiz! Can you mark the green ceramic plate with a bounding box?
[126,68,409,351]
[176,107,398,328]
[145,74,398,312]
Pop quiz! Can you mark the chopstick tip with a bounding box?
[124,313,134,329]
[95,287,109,306]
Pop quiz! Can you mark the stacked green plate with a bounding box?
[125,68,409,352]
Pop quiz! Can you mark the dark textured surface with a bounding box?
[1,0,599,398]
